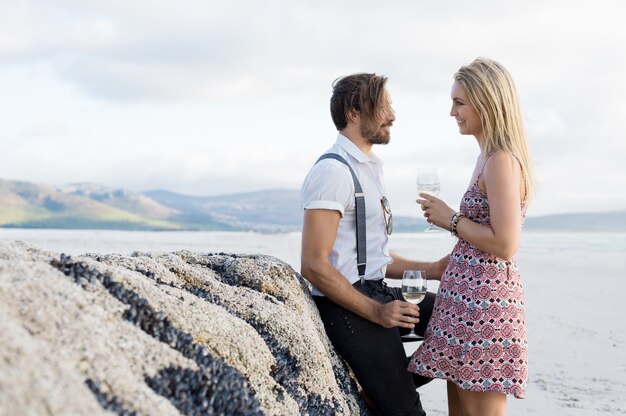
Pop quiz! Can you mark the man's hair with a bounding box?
[330,73,388,131]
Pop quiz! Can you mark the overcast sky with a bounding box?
[1,0,624,217]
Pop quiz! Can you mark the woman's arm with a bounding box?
[420,152,524,260]
[457,152,523,259]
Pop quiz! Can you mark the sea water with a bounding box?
[2,228,625,415]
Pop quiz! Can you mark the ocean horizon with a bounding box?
[1,227,625,261]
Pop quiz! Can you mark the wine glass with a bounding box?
[401,270,428,339]
[416,166,441,232]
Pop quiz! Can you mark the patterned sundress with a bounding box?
[408,178,528,399]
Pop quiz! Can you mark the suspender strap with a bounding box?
[315,153,367,284]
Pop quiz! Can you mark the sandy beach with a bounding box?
[2,229,625,415]
[390,232,626,415]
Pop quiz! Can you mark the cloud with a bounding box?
[3,1,623,104]
[0,0,624,216]
[0,1,555,100]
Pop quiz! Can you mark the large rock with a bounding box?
[0,241,368,415]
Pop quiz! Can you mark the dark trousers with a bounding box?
[314,280,436,416]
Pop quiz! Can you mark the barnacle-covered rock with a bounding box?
[0,241,368,415]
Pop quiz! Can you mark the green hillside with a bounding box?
[0,179,182,230]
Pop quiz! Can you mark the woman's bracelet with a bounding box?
[450,212,466,237]
[449,212,460,231]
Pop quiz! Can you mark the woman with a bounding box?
[408,58,534,416]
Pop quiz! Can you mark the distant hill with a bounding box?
[0,179,183,230]
[523,211,626,232]
[1,178,625,232]
[394,211,626,233]
[144,189,301,232]
[61,183,179,219]
[0,179,296,231]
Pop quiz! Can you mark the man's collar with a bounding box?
[336,133,383,165]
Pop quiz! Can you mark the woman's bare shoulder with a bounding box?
[484,151,521,176]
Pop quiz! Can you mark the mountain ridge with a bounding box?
[1,178,624,232]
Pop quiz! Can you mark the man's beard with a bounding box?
[362,122,391,145]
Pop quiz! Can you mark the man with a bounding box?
[299,73,448,416]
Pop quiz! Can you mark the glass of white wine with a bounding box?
[416,166,441,232]
[401,270,427,339]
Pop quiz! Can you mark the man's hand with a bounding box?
[387,253,449,281]
[427,254,450,281]
[374,300,420,329]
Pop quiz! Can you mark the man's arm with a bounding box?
[386,253,450,281]
[300,208,420,329]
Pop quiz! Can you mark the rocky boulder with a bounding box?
[0,241,368,415]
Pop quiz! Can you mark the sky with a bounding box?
[1,0,625,217]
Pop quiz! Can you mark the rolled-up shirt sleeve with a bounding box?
[300,161,354,217]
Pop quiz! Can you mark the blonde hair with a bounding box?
[455,57,535,202]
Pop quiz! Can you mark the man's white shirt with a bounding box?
[300,133,392,296]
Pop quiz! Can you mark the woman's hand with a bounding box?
[417,193,456,231]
